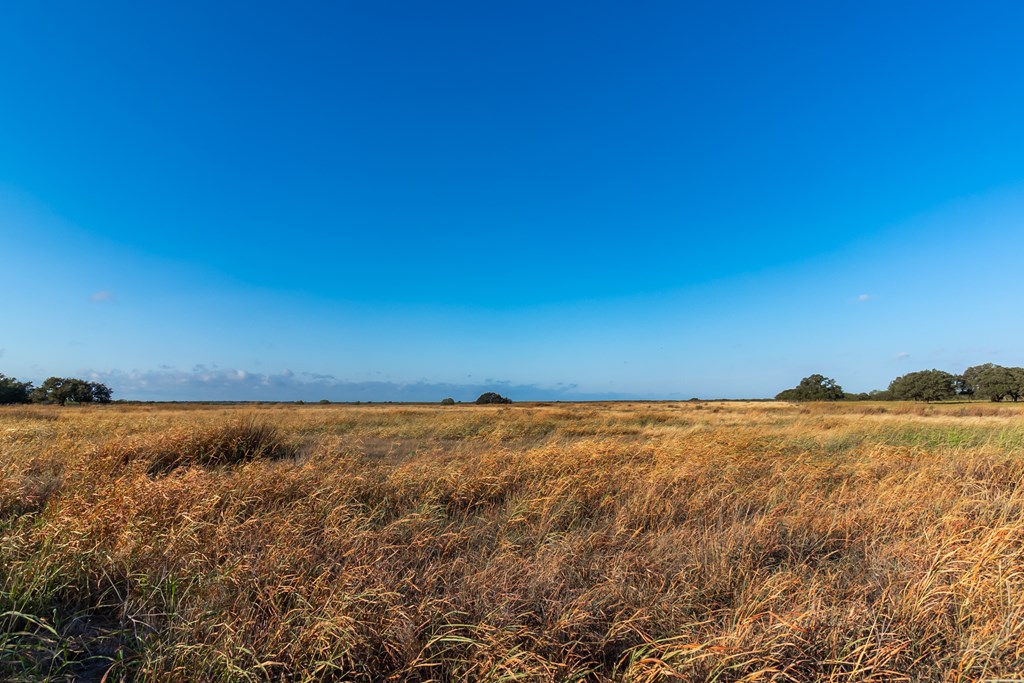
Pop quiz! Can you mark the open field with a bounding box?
[2,401,1023,682]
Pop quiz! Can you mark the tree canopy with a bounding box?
[30,377,113,405]
[775,374,845,401]
[475,392,512,405]
[888,370,957,402]
[0,374,33,404]
[961,363,1024,402]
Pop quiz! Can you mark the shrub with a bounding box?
[440,397,456,405]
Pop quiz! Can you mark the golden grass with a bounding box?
[2,401,1023,681]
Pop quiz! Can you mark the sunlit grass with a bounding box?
[1,401,1023,681]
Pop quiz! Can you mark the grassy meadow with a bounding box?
[1,401,1023,681]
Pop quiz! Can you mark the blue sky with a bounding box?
[2,1,1023,401]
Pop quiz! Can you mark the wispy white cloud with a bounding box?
[856,293,871,302]
[895,351,910,360]
[90,290,114,302]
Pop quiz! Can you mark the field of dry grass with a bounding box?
[2,401,1023,681]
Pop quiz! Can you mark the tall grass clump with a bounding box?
[111,416,297,473]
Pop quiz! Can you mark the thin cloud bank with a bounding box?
[90,291,114,302]
[87,367,642,402]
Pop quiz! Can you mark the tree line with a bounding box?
[777,363,1024,402]
[0,374,113,405]
[6,366,1023,406]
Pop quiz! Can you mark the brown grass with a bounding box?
[1,401,1023,681]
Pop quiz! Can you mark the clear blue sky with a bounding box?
[2,1,1023,401]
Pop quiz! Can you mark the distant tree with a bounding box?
[440,397,456,405]
[30,377,113,405]
[774,374,844,401]
[961,363,1024,402]
[888,370,957,402]
[475,392,512,405]
[0,374,33,404]
[319,399,331,404]
[868,389,892,401]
